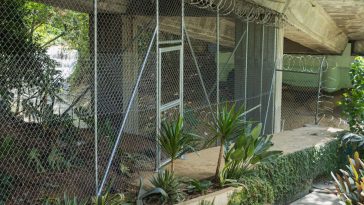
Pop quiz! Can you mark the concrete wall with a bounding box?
[221,21,278,134]
[90,13,139,133]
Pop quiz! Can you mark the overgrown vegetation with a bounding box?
[254,139,340,204]
[228,177,274,205]
[0,0,59,118]
[341,57,364,135]
[332,57,364,205]
[0,2,93,203]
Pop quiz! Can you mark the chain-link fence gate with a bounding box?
[278,54,329,131]
[0,0,283,203]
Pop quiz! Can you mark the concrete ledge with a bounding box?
[176,187,241,205]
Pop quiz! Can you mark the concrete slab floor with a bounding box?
[290,192,343,205]
[290,179,343,205]
[173,126,341,180]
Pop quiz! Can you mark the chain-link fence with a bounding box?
[278,54,331,131]
[0,0,282,203]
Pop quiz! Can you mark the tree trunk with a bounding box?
[215,143,224,181]
[171,159,174,172]
[15,87,21,114]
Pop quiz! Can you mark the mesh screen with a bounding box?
[279,55,324,131]
[0,0,279,203]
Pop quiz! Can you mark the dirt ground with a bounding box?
[281,87,348,131]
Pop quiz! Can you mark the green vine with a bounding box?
[228,139,341,204]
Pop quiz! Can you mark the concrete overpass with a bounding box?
[251,0,364,55]
[30,0,363,133]
[35,0,364,55]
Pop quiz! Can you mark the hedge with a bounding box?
[228,139,341,205]
[229,177,274,205]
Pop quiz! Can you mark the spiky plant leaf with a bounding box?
[158,116,200,171]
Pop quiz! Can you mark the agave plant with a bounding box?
[91,192,129,205]
[137,177,168,205]
[92,178,131,205]
[150,170,185,204]
[223,123,282,180]
[332,152,364,205]
[158,116,199,172]
[206,103,245,182]
[340,132,364,151]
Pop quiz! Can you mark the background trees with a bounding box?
[0,0,90,120]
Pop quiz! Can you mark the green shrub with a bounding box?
[253,139,340,204]
[223,123,282,180]
[0,173,13,205]
[228,177,274,205]
[187,179,212,195]
[341,57,364,135]
[0,136,15,160]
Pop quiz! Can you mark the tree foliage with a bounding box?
[23,1,91,88]
[0,0,90,119]
[0,0,58,116]
[341,57,364,135]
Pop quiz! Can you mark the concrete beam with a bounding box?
[162,17,235,48]
[249,0,286,13]
[33,0,127,13]
[284,38,320,54]
[251,0,348,54]
[136,16,235,48]
[353,40,364,55]
[283,0,347,54]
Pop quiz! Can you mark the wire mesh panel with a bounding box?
[0,0,282,203]
[0,0,96,203]
[261,25,277,134]
[279,55,325,131]
[160,51,180,104]
[183,3,218,145]
[95,0,157,196]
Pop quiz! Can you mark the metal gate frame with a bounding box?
[156,45,184,170]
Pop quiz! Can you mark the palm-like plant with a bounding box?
[206,103,245,182]
[158,116,199,172]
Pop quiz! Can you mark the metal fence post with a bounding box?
[315,56,325,125]
[155,0,161,173]
[216,9,220,112]
[93,0,99,195]
[244,22,249,116]
[260,25,265,122]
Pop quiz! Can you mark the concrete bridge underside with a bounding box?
[34,0,364,55]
